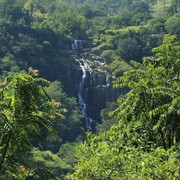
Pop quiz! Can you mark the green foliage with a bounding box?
[114,35,180,149]
[57,143,77,166]
[165,12,180,37]
[96,102,118,134]
[167,0,180,16]
[117,36,143,62]
[0,72,63,178]
[109,60,133,77]
[44,81,84,150]
[0,23,78,93]
[69,136,180,179]
[27,149,72,179]
[100,50,116,63]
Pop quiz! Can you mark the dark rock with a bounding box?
[85,85,117,122]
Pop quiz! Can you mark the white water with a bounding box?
[75,58,97,130]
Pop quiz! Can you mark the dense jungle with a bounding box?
[0,0,179,179]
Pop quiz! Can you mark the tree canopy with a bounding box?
[0,72,63,179]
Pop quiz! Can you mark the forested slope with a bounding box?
[0,0,179,179]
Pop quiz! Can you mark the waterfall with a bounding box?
[71,40,118,128]
[75,57,97,130]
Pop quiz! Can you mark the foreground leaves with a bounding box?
[0,72,63,178]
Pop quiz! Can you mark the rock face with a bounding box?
[85,85,117,122]
[85,69,117,122]
[59,61,81,97]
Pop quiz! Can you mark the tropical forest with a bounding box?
[0,0,180,179]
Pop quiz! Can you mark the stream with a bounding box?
[74,57,97,130]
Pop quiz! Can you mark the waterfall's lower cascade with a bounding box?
[75,57,97,130]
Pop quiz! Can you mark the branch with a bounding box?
[106,162,122,180]
[0,130,12,171]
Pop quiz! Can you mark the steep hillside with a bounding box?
[0,0,179,179]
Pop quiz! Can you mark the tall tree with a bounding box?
[0,71,63,179]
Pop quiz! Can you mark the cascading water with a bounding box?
[75,57,97,130]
